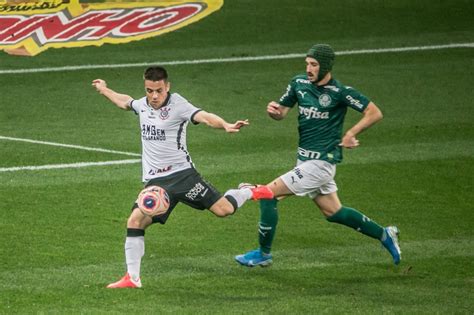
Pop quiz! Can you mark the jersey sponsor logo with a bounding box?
[159,107,170,120]
[280,84,291,102]
[345,95,364,109]
[324,85,340,92]
[185,182,206,201]
[295,78,311,84]
[141,124,166,140]
[0,0,223,56]
[318,93,332,107]
[299,106,329,120]
[298,147,321,159]
[148,165,172,176]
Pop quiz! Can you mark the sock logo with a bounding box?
[258,223,271,237]
[0,0,223,56]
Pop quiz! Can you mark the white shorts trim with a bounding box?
[280,159,337,199]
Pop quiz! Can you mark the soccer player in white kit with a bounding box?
[92,66,273,288]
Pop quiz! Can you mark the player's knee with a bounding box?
[211,204,235,217]
[127,208,151,229]
[321,206,339,218]
[127,215,141,228]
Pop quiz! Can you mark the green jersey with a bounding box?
[279,74,370,164]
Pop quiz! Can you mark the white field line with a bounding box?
[0,136,140,157]
[0,42,472,74]
[0,159,140,172]
[2,42,473,172]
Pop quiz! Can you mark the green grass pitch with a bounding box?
[0,0,473,313]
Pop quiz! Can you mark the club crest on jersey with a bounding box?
[319,94,332,107]
[159,107,170,120]
[0,0,223,56]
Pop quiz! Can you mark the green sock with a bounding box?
[258,199,278,254]
[327,206,384,240]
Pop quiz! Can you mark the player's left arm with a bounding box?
[193,110,249,133]
[340,102,383,149]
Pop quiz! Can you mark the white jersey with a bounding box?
[130,93,201,182]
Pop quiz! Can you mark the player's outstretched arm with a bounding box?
[193,111,249,133]
[92,79,133,110]
[267,101,291,120]
[340,102,383,149]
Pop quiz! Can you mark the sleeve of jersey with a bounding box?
[129,99,139,115]
[179,99,201,124]
[278,79,298,107]
[342,87,370,113]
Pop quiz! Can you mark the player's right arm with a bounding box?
[267,101,291,120]
[268,77,297,120]
[92,79,133,110]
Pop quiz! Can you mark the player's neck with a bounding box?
[316,73,332,86]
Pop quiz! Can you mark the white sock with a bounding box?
[224,188,252,208]
[125,236,144,281]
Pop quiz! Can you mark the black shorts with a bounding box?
[132,168,222,224]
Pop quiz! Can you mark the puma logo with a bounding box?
[298,91,307,98]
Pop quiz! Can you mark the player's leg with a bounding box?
[218,184,274,216]
[209,183,275,217]
[315,192,401,264]
[209,196,238,217]
[107,208,153,289]
[235,178,292,267]
[315,192,385,238]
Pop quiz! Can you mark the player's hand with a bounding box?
[267,101,281,115]
[339,132,360,149]
[224,119,249,133]
[267,101,287,120]
[92,79,107,93]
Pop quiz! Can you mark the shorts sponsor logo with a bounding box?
[185,182,206,201]
[0,0,223,56]
[293,167,304,179]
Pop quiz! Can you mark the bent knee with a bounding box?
[127,208,152,229]
[320,206,339,218]
[210,205,235,217]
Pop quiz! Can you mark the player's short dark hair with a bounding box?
[143,66,168,82]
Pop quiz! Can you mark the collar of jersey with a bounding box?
[146,92,171,109]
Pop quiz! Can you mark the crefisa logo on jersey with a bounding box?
[318,94,332,107]
[0,0,223,56]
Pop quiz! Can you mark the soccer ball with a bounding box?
[137,185,170,216]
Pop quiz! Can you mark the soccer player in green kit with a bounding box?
[235,44,401,267]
